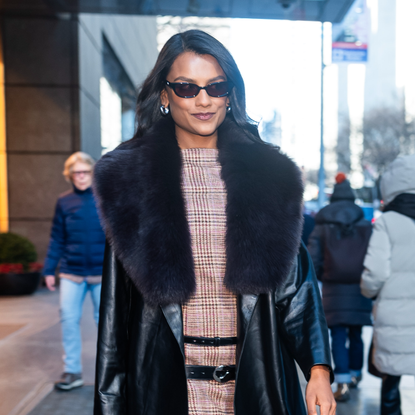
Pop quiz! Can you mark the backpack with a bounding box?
[321,220,372,284]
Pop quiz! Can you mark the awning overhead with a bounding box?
[0,0,354,23]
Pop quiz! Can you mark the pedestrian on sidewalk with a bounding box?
[308,173,373,402]
[93,30,335,415]
[361,154,415,415]
[302,212,315,246]
[43,151,106,391]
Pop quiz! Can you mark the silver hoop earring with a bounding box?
[160,105,170,116]
[226,106,232,113]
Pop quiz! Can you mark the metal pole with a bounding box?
[318,21,326,209]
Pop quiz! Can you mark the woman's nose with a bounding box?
[195,89,211,106]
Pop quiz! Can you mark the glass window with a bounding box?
[100,77,122,154]
[100,36,136,154]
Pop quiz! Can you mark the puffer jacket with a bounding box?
[361,154,415,376]
[43,186,106,277]
[308,200,372,327]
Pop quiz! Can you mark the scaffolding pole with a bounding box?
[318,21,326,209]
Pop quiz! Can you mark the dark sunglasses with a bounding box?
[165,80,231,98]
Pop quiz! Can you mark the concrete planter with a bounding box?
[0,272,41,295]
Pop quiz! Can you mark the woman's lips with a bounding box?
[192,112,215,120]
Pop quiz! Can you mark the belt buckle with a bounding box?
[213,365,231,383]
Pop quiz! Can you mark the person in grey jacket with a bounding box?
[308,173,372,402]
[361,154,415,415]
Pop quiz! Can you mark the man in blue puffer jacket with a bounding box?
[43,152,106,391]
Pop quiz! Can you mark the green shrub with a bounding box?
[0,232,37,271]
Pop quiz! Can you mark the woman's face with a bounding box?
[71,161,93,191]
[161,52,229,148]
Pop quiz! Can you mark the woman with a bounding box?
[94,30,335,415]
[308,173,372,402]
[361,154,415,415]
[44,151,106,391]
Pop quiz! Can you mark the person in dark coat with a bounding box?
[308,173,372,402]
[43,151,106,391]
[93,30,335,415]
[302,213,315,246]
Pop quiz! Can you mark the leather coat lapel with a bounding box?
[236,294,259,364]
[161,304,185,357]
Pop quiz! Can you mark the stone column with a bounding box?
[2,14,80,261]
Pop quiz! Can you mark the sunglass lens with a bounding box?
[207,82,229,97]
[174,83,200,97]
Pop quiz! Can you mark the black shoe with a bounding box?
[334,383,350,402]
[349,374,362,389]
[55,372,84,391]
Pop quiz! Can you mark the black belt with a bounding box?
[184,336,237,347]
[186,365,236,383]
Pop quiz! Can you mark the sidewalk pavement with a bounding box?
[0,286,97,415]
[334,326,415,415]
[1,287,414,415]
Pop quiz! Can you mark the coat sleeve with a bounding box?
[361,216,391,299]
[94,242,132,415]
[306,224,324,280]
[275,243,333,382]
[43,199,66,276]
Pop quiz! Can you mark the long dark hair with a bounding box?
[134,30,261,142]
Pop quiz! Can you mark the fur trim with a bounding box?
[94,117,303,306]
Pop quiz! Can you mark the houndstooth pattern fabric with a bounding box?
[181,148,237,415]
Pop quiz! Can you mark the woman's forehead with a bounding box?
[168,52,226,82]
[73,161,91,169]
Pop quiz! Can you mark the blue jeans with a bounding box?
[60,278,101,374]
[330,325,364,383]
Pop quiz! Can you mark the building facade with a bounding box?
[0,13,158,261]
[332,0,415,188]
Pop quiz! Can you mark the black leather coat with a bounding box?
[93,117,333,415]
[94,243,332,415]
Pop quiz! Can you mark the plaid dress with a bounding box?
[181,148,237,415]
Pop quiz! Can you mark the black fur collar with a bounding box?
[94,117,304,306]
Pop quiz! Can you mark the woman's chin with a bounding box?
[75,184,89,191]
[192,124,221,137]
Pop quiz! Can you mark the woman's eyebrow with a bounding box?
[172,75,227,83]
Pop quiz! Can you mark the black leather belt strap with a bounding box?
[184,336,237,347]
[186,365,236,383]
